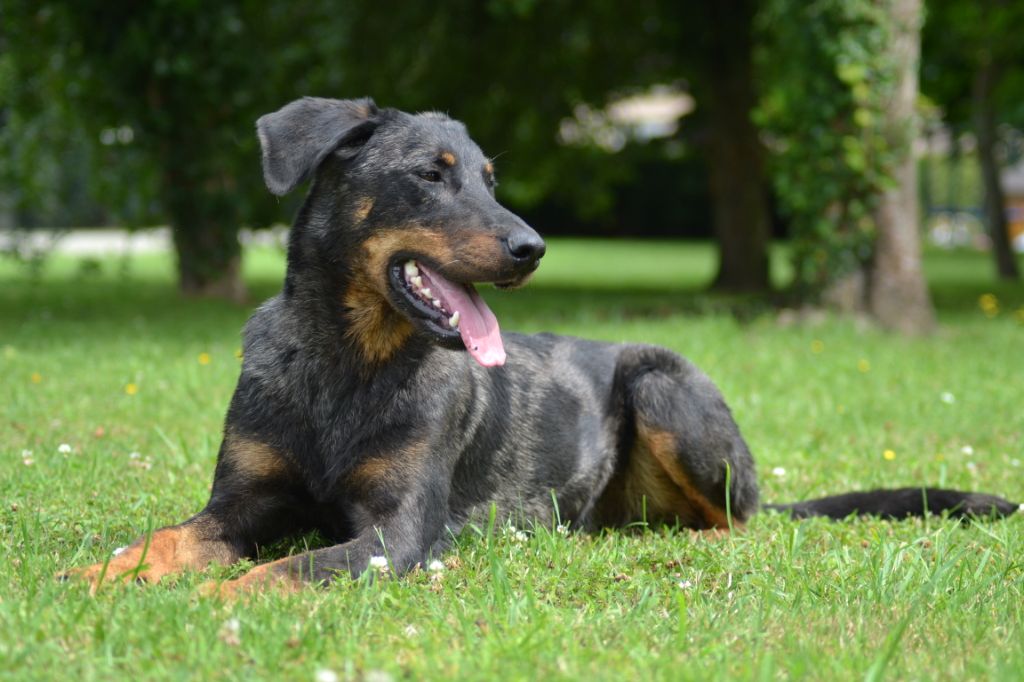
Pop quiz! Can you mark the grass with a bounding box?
[2,239,1023,681]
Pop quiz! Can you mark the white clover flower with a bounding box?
[218,617,241,646]
[514,530,529,543]
[368,555,388,570]
[771,466,786,477]
[940,392,955,404]
[427,559,445,572]
[112,546,126,556]
[314,669,339,682]
[677,580,693,589]
[556,524,569,535]
[962,445,974,456]
[58,443,72,454]
[403,624,420,637]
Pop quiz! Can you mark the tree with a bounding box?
[757,0,935,332]
[868,0,934,333]
[678,0,772,292]
[922,0,1024,280]
[2,2,346,300]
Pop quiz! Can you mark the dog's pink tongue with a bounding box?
[418,265,506,367]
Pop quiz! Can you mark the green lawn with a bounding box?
[2,239,1023,681]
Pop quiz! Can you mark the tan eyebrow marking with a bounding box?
[440,151,457,166]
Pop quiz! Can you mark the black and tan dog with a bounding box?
[67,98,1019,596]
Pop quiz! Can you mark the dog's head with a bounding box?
[257,97,545,368]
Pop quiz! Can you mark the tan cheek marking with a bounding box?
[440,151,457,166]
[353,197,374,223]
[341,228,454,364]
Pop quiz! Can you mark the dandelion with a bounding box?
[30,372,42,384]
[961,445,974,456]
[940,392,955,404]
[234,348,244,360]
[883,449,896,461]
[427,559,445,572]
[197,352,211,365]
[857,358,871,373]
[978,293,999,317]
[935,453,945,462]
[124,383,138,396]
[811,340,824,354]
[771,466,786,477]
[58,443,72,454]
[314,670,339,682]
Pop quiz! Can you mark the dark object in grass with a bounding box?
[764,488,1019,521]
[61,98,1019,596]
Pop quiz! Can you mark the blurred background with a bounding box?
[1,0,1023,329]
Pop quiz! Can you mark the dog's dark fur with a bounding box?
[67,98,1019,595]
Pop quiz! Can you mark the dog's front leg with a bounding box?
[205,471,451,598]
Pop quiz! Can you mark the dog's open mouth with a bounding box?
[391,259,506,367]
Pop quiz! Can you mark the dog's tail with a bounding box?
[763,487,1020,521]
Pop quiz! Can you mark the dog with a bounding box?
[66,97,1019,596]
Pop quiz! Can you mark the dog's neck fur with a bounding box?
[279,185,431,371]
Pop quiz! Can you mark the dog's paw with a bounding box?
[197,559,304,601]
[58,549,164,594]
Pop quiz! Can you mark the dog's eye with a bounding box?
[417,170,443,183]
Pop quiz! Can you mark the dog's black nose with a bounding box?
[504,232,546,264]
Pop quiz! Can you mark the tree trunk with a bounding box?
[703,0,772,293]
[163,168,247,303]
[867,0,935,334]
[972,56,1020,280]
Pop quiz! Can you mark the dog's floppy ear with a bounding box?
[256,97,380,196]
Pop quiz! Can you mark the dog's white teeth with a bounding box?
[420,288,431,298]
[449,311,460,328]
[411,275,423,289]
[432,299,442,308]
[404,261,419,278]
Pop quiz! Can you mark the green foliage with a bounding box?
[756,0,902,297]
[0,2,356,287]
[922,0,1024,129]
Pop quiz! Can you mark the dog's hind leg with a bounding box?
[63,433,310,591]
[595,347,759,531]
